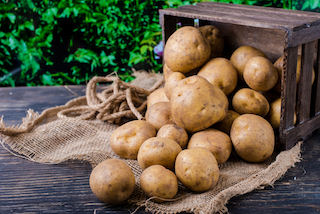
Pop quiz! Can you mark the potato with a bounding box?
[232,88,270,117]
[164,72,186,100]
[198,57,238,96]
[147,87,169,109]
[164,26,211,74]
[187,128,232,165]
[230,45,267,82]
[163,63,174,81]
[243,56,278,91]
[273,55,316,94]
[213,110,240,135]
[157,124,189,149]
[145,102,174,131]
[175,147,219,192]
[199,25,224,58]
[171,75,229,133]
[266,97,297,129]
[89,159,135,205]
[137,137,182,171]
[140,165,178,203]
[230,114,275,162]
[110,120,156,159]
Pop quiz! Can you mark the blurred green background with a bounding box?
[0,0,319,87]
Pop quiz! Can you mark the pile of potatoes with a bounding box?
[89,25,315,205]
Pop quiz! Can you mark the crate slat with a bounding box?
[314,40,320,114]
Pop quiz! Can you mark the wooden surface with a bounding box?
[1,85,320,214]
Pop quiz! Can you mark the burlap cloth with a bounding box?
[0,72,302,214]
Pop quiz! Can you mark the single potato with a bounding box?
[110,120,156,159]
[243,56,278,91]
[232,88,270,117]
[140,165,178,203]
[230,45,267,82]
[89,159,135,205]
[145,102,174,130]
[163,63,174,81]
[175,147,219,192]
[171,75,229,133]
[266,97,297,129]
[198,57,238,96]
[147,87,169,109]
[137,137,182,171]
[187,128,232,165]
[157,124,189,149]
[164,26,211,74]
[230,114,275,162]
[213,110,240,135]
[199,25,224,58]
[164,72,186,100]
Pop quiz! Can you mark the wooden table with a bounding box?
[1,85,320,214]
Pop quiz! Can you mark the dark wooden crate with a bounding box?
[159,2,320,150]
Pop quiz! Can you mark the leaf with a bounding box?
[140,45,149,55]
[6,13,16,24]
[310,0,318,9]
[0,3,16,11]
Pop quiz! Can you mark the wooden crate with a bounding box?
[159,2,320,150]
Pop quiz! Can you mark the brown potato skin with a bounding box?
[145,102,174,131]
[187,128,232,165]
[230,114,275,162]
[171,75,229,133]
[140,165,178,203]
[213,110,240,135]
[175,147,219,192]
[110,120,156,159]
[243,56,278,92]
[199,25,224,58]
[232,88,270,117]
[164,26,211,74]
[198,57,238,96]
[164,72,186,100]
[137,137,182,171]
[147,87,169,109]
[89,159,135,205]
[230,46,267,82]
[163,63,174,81]
[156,124,189,149]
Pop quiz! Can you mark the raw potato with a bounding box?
[230,45,267,82]
[157,124,189,149]
[164,26,211,74]
[163,63,174,81]
[110,120,156,159]
[230,114,275,162]
[232,88,270,117]
[145,102,174,130]
[199,25,224,58]
[137,137,182,171]
[89,159,135,205]
[147,87,169,109]
[198,57,238,96]
[243,56,278,92]
[213,110,240,135]
[171,75,229,133]
[175,147,220,192]
[164,72,186,100]
[140,165,178,203]
[187,128,232,165]
[266,97,297,129]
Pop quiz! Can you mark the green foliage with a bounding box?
[0,0,319,87]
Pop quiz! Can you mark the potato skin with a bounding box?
[164,26,211,74]
[213,110,240,135]
[230,114,275,162]
[171,75,228,133]
[175,147,219,192]
[89,159,135,205]
[147,87,169,109]
[187,128,232,165]
[199,25,224,58]
[156,124,189,149]
[145,102,174,131]
[110,120,156,159]
[137,137,182,171]
[140,165,178,203]
[232,88,270,117]
[164,72,186,100]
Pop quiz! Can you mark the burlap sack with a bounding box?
[0,72,302,214]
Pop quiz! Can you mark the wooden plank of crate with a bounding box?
[159,14,177,45]
[314,39,320,114]
[296,41,316,123]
